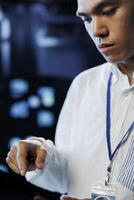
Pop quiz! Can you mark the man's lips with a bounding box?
[98,43,115,53]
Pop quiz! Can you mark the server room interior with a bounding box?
[0,0,105,199]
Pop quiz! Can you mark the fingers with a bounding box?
[6,140,47,176]
[35,146,47,169]
[7,160,20,174]
[6,141,28,176]
[6,141,30,176]
[6,139,47,176]
[6,146,20,174]
[17,140,29,176]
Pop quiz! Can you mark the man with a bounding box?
[6,0,134,199]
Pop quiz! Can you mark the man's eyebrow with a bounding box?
[76,1,114,17]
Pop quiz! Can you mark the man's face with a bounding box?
[77,0,134,64]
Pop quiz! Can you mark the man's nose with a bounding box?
[92,17,107,38]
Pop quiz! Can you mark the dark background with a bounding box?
[0,0,105,199]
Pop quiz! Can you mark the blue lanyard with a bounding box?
[106,72,134,174]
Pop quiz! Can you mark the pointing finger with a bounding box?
[17,140,28,176]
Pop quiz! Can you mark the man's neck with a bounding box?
[117,63,134,85]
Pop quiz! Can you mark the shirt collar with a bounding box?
[108,63,134,92]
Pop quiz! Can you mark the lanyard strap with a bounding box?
[106,72,134,170]
[106,72,113,161]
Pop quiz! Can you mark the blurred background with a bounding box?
[0,0,105,199]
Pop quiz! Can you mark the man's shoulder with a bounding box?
[74,62,109,84]
[68,62,110,93]
[67,62,111,99]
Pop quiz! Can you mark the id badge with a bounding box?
[91,183,117,200]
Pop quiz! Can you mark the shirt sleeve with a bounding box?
[25,79,77,194]
[25,139,68,194]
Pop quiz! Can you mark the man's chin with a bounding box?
[102,54,119,64]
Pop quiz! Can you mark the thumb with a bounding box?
[35,147,47,169]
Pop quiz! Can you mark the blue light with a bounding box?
[28,95,41,109]
[9,101,29,118]
[0,164,8,173]
[9,79,29,98]
[37,86,55,107]
[37,110,55,127]
[8,136,21,149]
[1,16,11,40]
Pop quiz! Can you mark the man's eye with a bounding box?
[82,17,92,24]
[102,7,117,16]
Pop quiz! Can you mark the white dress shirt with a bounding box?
[26,62,134,200]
